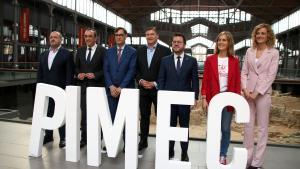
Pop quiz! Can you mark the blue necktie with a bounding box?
[176,56,181,74]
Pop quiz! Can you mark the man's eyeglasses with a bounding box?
[172,41,183,44]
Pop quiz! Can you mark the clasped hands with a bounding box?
[109,85,122,98]
[242,88,259,100]
[77,73,95,80]
[140,79,156,89]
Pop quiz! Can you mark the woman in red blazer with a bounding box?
[201,31,241,165]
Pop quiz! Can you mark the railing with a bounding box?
[0,62,39,71]
[277,68,300,80]
[0,62,299,81]
[0,62,38,81]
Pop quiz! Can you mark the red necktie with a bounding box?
[117,48,122,63]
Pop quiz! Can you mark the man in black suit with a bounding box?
[37,31,75,148]
[75,29,106,148]
[158,33,199,161]
[136,27,171,151]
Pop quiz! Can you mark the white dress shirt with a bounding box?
[174,52,185,68]
[48,45,61,70]
[85,44,97,61]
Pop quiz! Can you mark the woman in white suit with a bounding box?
[241,23,279,169]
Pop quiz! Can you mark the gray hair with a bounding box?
[51,31,63,40]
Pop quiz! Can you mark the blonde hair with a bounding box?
[251,23,276,48]
[214,31,235,56]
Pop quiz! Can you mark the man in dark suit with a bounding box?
[75,29,106,148]
[104,27,136,152]
[37,31,74,148]
[136,27,171,151]
[158,33,199,161]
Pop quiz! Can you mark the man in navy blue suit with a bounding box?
[37,31,74,148]
[158,33,199,161]
[104,27,136,151]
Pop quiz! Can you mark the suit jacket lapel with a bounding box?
[90,45,98,63]
[179,55,189,76]
[228,56,234,84]
[250,48,259,74]
[212,54,219,84]
[141,46,148,68]
[256,48,271,71]
[110,46,117,65]
[170,54,178,75]
[118,45,127,65]
[82,46,90,63]
[44,50,50,71]
[149,44,160,69]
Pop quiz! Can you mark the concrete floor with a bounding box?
[0,121,299,169]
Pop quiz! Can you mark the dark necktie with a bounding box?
[176,56,181,73]
[87,47,92,63]
[117,48,122,63]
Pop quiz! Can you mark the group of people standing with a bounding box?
[37,23,279,169]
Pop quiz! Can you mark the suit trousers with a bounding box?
[244,93,271,167]
[80,86,87,141]
[107,95,125,142]
[139,91,157,143]
[169,105,190,154]
[45,98,65,140]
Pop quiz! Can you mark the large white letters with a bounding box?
[29,84,250,169]
[206,92,250,169]
[155,91,194,169]
[29,83,66,157]
[87,87,139,168]
[65,86,81,162]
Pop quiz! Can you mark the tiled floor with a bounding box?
[0,121,299,169]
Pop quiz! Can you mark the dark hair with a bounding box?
[172,33,186,44]
[114,27,127,35]
[85,28,97,37]
[145,26,158,34]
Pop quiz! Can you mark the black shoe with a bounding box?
[169,150,174,159]
[101,146,107,153]
[59,140,66,148]
[80,140,86,148]
[181,152,189,162]
[122,146,125,153]
[43,137,53,145]
[247,166,260,169]
[138,141,148,151]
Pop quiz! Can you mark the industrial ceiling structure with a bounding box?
[100,0,300,47]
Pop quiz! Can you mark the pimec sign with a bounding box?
[29,83,250,169]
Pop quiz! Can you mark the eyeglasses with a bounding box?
[172,41,183,44]
[115,34,125,37]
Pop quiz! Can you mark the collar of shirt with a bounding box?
[86,44,97,60]
[117,44,125,51]
[87,43,97,51]
[117,44,125,57]
[174,52,184,60]
[174,52,185,66]
[147,42,157,51]
[49,45,61,53]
